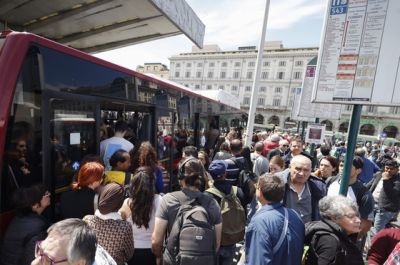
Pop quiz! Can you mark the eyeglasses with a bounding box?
[343,212,360,220]
[35,241,68,265]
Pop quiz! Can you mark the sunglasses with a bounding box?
[35,241,67,265]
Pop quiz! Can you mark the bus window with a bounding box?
[39,45,136,100]
[1,48,42,212]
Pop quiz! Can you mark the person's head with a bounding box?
[230,139,243,155]
[289,155,312,185]
[14,139,28,154]
[354,148,366,158]
[178,157,205,189]
[290,139,303,156]
[208,160,228,180]
[98,182,124,215]
[32,218,97,265]
[182,145,198,158]
[319,195,361,235]
[129,166,155,229]
[13,184,50,216]
[218,142,230,153]
[338,155,363,179]
[114,120,129,133]
[254,141,264,153]
[279,139,289,152]
[109,149,131,171]
[384,160,399,177]
[270,134,280,143]
[320,145,331,156]
[319,156,338,178]
[138,141,158,168]
[72,162,104,190]
[198,150,210,168]
[256,174,285,204]
[269,156,285,173]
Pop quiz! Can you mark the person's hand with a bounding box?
[382,171,391,180]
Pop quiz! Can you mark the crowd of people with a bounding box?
[1,121,400,265]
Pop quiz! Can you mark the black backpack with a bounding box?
[230,158,257,205]
[163,191,217,265]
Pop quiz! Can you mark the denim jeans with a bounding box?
[219,245,236,265]
[373,208,397,234]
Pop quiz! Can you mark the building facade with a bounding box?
[136,63,170,79]
[169,42,318,129]
[167,42,399,139]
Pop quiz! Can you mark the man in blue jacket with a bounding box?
[245,174,304,265]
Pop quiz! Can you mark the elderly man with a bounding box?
[282,155,326,223]
[245,174,304,265]
[31,218,116,265]
[267,139,289,160]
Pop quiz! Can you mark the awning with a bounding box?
[0,0,205,53]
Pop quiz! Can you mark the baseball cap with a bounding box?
[208,160,228,179]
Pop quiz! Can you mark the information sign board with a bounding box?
[305,123,326,144]
[312,0,400,106]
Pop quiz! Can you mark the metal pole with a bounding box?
[244,0,271,146]
[309,117,319,170]
[339,104,362,195]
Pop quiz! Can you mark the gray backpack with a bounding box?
[163,191,217,265]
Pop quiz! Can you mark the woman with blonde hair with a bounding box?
[60,161,104,218]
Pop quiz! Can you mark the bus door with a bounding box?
[42,91,99,208]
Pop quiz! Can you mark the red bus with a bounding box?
[0,31,242,234]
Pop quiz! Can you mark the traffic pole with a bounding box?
[339,104,362,195]
[244,0,271,146]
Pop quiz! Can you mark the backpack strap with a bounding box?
[206,187,225,199]
[273,208,289,255]
[124,172,131,186]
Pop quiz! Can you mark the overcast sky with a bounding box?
[95,0,326,70]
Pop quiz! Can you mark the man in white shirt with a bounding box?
[100,121,134,170]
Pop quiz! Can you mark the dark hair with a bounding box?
[198,150,210,169]
[114,120,128,132]
[179,157,204,189]
[129,166,155,229]
[109,149,129,169]
[182,145,198,158]
[385,160,399,168]
[80,154,103,166]
[352,156,364,169]
[258,174,285,202]
[218,142,230,152]
[321,156,339,175]
[230,139,242,153]
[13,184,47,216]
[320,145,331,156]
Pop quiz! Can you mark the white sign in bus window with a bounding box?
[312,0,400,106]
[70,133,80,145]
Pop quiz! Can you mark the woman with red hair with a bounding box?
[60,161,104,218]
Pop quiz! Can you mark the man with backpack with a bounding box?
[225,139,256,205]
[152,157,222,265]
[245,174,305,264]
[205,160,247,265]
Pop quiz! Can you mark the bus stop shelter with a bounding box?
[0,0,205,53]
